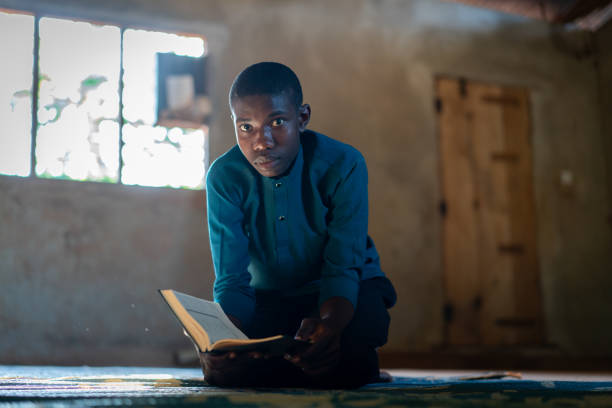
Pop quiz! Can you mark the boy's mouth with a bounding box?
[256,159,280,171]
[254,156,280,166]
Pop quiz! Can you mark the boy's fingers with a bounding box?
[299,337,328,360]
[301,342,338,366]
[201,352,234,371]
[301,331,341,361]
[294,318,319,340]
[290,345,340,376]
[248,351,263,359]
[302,353,340,375]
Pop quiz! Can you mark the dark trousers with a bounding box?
[243,277,396,388]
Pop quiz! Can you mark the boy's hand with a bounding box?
[199,350,266,386]
[287,317,342,375]
[286,296,354,376]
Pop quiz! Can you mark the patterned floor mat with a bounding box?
[1,366,611,407]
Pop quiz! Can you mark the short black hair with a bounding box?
[229,62,303,110]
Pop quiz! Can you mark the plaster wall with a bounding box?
[596,21,612,216]
[0,0,611,365]
[0,177,212,365]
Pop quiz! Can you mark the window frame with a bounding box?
[1,7,210,190]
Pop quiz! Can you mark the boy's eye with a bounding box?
[239,124,252,132]
[271,118,285,127]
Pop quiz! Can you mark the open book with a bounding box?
[159,289,309,355]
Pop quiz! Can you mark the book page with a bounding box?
[172,291,248,344]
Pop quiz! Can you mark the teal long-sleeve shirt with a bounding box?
[206,130,384,326]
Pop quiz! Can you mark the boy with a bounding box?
[202,62,396,388]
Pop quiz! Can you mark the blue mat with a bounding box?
[1,366,611,407]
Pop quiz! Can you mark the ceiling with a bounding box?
[442,0,612,30]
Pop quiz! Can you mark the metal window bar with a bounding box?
[29,14,40,178]
[118,26,125,184]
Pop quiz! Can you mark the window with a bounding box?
[0,11,34,177]
[36,17,121,182]
[0,10,209,189]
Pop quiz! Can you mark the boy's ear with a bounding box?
[298,104,311,132]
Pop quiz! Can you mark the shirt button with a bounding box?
[278,215,286,221]
[275,182,282,188]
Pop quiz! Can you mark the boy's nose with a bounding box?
[253,128,275,151]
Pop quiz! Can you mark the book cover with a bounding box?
[159,289,309,355]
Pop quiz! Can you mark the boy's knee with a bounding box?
[343,278,394,349]
[310,346,380,389]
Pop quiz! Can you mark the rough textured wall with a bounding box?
[0,177,212,365]
[0,0,611,365]
[597,21,612,222]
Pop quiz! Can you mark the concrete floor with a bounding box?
[2,365,611,382]
[387,369,612,382]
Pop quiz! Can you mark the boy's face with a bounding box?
[231,92,310,178]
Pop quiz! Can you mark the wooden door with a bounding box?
[437,77,544,347]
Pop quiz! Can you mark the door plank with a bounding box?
[469,82,516,345]
[501,87,545,344]
[438,78,481,345]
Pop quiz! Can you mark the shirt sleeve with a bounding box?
[319,155,369,308]
[206,169,255,327]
